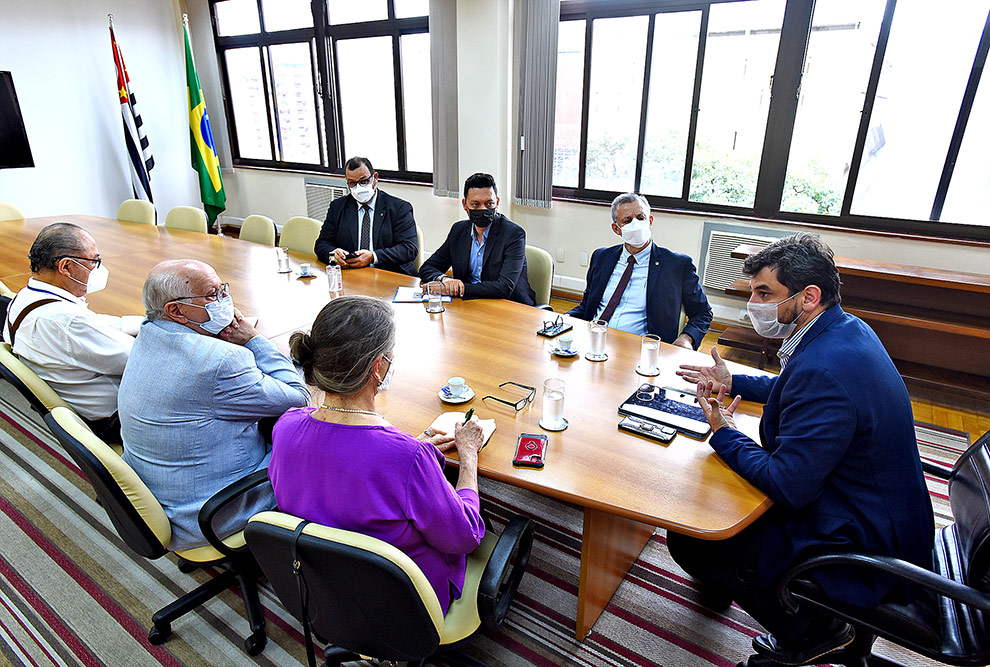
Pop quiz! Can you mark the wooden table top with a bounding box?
[2,215,774,539]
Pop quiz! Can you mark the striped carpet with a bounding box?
[0,380,966,667]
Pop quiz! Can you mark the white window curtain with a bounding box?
[514,0,560,208]
[429,0,460,198]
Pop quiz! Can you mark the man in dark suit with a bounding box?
[418,173,535,306]
[674,234,933,666]
[314,156,418,275]
[567,193,712,349]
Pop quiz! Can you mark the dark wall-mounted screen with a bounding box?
[0,71,34,169]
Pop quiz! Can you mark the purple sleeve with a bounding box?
[404,444,485,554]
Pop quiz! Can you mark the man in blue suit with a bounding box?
[567,193,712,349]
[315,156,418,275]
[674,234,933,666]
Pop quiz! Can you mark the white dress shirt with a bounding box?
[356,191,379,265]
[2,278,138,420]
[595,243,652,335]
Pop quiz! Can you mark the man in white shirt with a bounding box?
[2,223,139,441]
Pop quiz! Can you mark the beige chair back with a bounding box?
[279,216,321,257]
[0,202,25,221]
[164,206,208,234]
[414,224,425,271]
[0,279,14,299]
[0,342,70,415]
[525,245,554,308]
[117,199,156,225]
[240,215,276,246]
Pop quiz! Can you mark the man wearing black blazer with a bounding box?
[567,193,712,349]
[314,156,418,276]
[418,173,536,306]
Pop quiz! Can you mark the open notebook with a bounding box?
[428,411,497,450]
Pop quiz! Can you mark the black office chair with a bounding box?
[44,407,271,655]
[773,428,990,666]
[245,510,533,667]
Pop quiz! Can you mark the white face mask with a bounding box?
[618,218,652,247]
[747,291,802,339]
[350,183,375,204]
[183,295,235,335]
[67,259,109,294]
[376,355,394,393]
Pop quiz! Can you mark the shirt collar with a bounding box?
[777,310,825,368]
[619,243,652,265]
[27,277,83,304]
[473,223,492,244]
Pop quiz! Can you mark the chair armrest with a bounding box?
[537,304,554,311]
[478,516,534,631]
[922,459,954,479]
[776,552,990,615]
[198,469,272,559]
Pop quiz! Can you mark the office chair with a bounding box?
[525,245,554,311]
[44,407,270,655]
[0,342,70,418]
[414,224,425,271]
[0,280,13,299]
[164,206,209,234]
[239,215,276,246]
[117,199,156,225]
[772,429,990,667]
[0,202,25,221]
[245,510,533,666]
[279,216,321,257]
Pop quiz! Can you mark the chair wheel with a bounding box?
[148,623,171,645]
[244,631,267,656]
[176,560,197,574]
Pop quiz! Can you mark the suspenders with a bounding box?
[5,298,58,349]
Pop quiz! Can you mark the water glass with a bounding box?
[585,319,608,361]
[637,334,661,376]
[539,378,567,431]
[425,281,445,313]
[275,247,290,273]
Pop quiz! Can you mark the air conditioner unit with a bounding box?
[700,226,782,292]
[305,178,348,220]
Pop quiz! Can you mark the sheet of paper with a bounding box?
[428,411,496,449]
[393,286,452,303]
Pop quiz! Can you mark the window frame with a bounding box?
[209,0,431,183]
[554,0,990,242]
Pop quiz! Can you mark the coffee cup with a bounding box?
[299,262,312,276]
[558,333,574,352]
[447,376,466,398]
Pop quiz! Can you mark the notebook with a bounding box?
[429,411,497,449]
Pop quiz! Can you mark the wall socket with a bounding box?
[579,251,589,267]
[555,247,565,262]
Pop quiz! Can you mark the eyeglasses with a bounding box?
[62,255,102,269]
[346,175,374,188]
[481,381,536,411]
[173,282,230,303]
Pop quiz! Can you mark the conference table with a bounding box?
[1,215,774,639]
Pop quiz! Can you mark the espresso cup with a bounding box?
[447,376,466,397]
[299,262,312,276]
[558,333,574,352]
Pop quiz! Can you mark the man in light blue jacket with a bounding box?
[120,259,309,550]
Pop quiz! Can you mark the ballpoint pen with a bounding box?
[463,408,474,422]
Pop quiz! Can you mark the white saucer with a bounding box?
[550,345,579,358]
[635,365,660,377]
[439,386,475,404]
[585,352,608,362]
[296,271,316,279]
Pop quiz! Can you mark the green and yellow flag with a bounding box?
[184,23,225,230]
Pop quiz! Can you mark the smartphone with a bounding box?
[513,433,548,468]
[536,322,573,338]
[345,251,358,260]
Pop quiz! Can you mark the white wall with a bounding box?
[3,0,984,306]
[0,0,201,218]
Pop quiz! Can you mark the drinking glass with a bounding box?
[539,378,567,431]
[425,281,444,313]
[275,247,290,273]
[637,333,661,376]
[585,318,608,361]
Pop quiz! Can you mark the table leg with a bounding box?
[576,507,655,639]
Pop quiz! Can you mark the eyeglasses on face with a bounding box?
[346,175,374,188]
[481,381,536,411]
[62,255,102,269]
[173,282,230,303]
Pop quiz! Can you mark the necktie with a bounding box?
[599,255,636,323]
[359,204,371,250]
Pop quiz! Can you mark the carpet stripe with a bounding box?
[0,591,61,667]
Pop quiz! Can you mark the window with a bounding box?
[210,0,431,181]
[554,0,990,241]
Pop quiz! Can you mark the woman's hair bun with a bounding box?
[288,331,313,367]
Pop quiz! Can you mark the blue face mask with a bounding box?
[183,295,235,334]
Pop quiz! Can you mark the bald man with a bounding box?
[119,260,309,550]
[2,223,140,441]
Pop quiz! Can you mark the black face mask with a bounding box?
[467,208,497,228]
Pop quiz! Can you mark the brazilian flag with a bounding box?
[184,24,225,230]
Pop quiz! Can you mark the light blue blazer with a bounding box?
[119,319,309,549]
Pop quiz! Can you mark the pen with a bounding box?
[463,408,474,423]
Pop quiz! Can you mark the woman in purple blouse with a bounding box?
[269,295,486,614]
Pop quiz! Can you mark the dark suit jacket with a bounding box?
[418,215,536,306]
[712,305,934,606]
[567,243,712,349]
[314,190,418,275]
